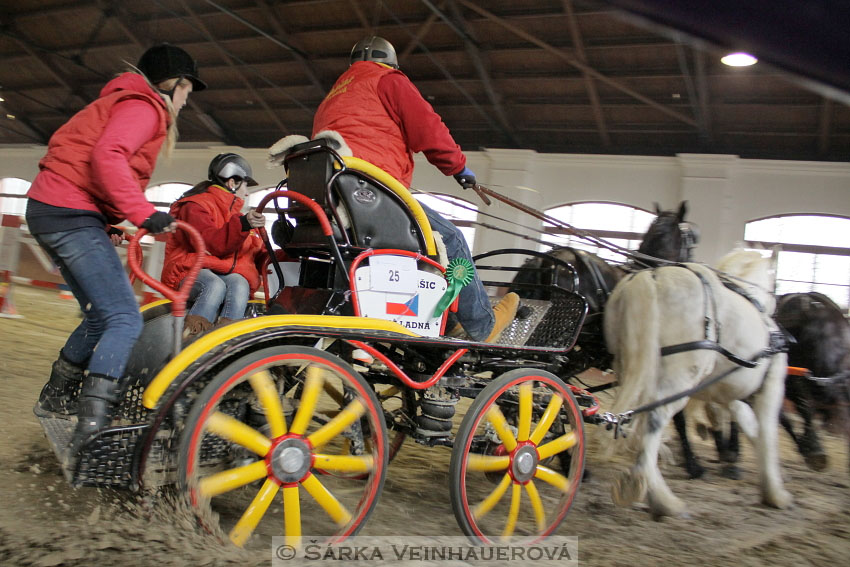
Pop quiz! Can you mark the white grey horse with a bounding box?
[603,249,792,517]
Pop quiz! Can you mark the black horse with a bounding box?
[776,293,850,471]
[510,201,697,374]
[678,291,850,479]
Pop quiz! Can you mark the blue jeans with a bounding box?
[420,203,494,341]
[33,227,143,380]
[185,269,250,322]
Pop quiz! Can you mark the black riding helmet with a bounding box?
[208,153,258,189]
[350,36,398,69]
[137,43,207,92]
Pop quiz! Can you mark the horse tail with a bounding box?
[605,270,661,416]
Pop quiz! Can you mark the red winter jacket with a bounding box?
[27,73,169,226]
[162,184,265,294]
[313,61,466,187]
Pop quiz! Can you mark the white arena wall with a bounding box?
[2,144,849,265]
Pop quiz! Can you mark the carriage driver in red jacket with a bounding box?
[311,36,519,343]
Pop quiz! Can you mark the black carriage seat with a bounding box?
[279,138,437,257]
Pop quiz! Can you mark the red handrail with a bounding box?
[127,221,206,318]
[254,190,334,236]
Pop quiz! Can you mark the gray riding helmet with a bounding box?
[208,153,258,187]
[350,36,398,69]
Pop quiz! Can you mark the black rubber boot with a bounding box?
[33,352,86,419]
[66,374,122,466]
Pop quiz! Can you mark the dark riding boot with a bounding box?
[33,352,86,419]
[182,314,214,343]
[66,374,122,466]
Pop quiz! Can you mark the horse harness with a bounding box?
[598,264,789,438]
[658,267,787,368]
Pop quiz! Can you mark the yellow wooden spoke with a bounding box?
[524,480,546,532]
[517,383,533,442]
[529,394,563,445]
[301,474,352,526]
[206,411,271,456]
[283,485,301,549]
[322,380,345,407]
[313,453,374,474]
[536,431,577,460]
[290,366,324,435]
[472,473,512,519]
[248,370,286,438]
[198,461,268,498]
[228,478,280,547]
[534,464,571,492]
[466,454,511,472]
[306,399,365,449]
[502,483,522,539]
[485,405,517,452]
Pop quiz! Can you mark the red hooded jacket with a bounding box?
[27,73,169,227]
[313,61,466,187]
[162,184,265,294]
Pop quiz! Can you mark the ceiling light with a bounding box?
[0,96,5,102]
[6,113,16,120]
[721,52,757,67]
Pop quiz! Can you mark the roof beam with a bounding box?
[207,0,329,97]
[673,39,709,143]
[399,6,441,62]
[425,0,522,147]
[175,0,290,140]
[562,0,609,146]
[348,0,372,33]
[456,0,697,127]
[693,50,712,143]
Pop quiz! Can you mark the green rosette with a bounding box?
[433,258,475,317]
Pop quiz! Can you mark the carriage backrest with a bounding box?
[282,142,435,256]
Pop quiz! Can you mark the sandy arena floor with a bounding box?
[0,285,848,566]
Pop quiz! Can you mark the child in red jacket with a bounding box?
[162,153,266,339]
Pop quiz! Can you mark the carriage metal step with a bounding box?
[37,415,76,483]
[37,415,150,489]
[488,298,551,347]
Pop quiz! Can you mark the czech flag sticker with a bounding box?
[386,295,419,317]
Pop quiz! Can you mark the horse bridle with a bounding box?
[678,221,700,262]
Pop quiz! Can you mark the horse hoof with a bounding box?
[804,452,828,472]
[720,464,741,480]
[611,470,644,507]
[687,463,706,480]
[648,492,688,518]
[763,488,793,510]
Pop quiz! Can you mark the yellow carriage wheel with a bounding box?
[177,345,388,549]
[449,369,584,544]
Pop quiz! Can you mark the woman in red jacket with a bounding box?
[162,153,266,339]
[27,44,205,461]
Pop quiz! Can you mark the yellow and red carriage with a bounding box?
[36,138,597,547]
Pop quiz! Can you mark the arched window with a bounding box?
[745,214,850,308]
[543,201,656,263]
[0,177,31,216]
[414,193,478,248]
[145,182,193,213]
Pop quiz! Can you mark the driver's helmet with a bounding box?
[350,36,398,69]
[208,153,258,188]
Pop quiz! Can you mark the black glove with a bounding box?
[453,166,477,190]
[140,211,176,234]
